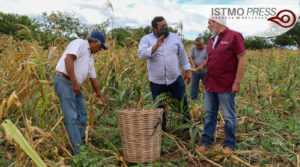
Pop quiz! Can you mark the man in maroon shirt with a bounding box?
[198,16,246,153]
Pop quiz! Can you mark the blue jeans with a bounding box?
[190,72,206,100]
[150,75,189,130]
[201,91,237,149]
[54,75,87,153]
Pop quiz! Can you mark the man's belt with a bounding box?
[56,71,70,80]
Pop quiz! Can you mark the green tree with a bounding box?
[273,18,300,48]
[244,36,273,50]
[89,19,110,36]
[198,30,213,44]
[0,12,39,40]
[36,11,109,46]
[110,25,179,47]
[110,27,131,47]
[38,11,88,39]
[0,11,111,47]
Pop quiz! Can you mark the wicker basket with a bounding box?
[118,108,163,163]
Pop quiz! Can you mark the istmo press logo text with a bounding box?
[211,7,297,28]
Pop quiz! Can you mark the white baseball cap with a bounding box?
[209,14,227,26]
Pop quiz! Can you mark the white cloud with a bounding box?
[249,0,298,5]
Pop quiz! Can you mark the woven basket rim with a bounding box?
[118,108,163,113]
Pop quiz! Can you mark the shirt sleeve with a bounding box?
[88,57,97,79]
[138,36,153,60]
[178,38,190,71]
[64,40,84,58]
[233,33,246,56]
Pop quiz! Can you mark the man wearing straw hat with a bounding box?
[54,31,107,154]
[198,15,246,153]
[138,16,191,131]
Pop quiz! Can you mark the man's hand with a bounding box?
[89,78,106,106]
[184,70,191,84]
[232,53,246,94]
[95,94,106,106]
[151,36,165,54]
[231,81,240,94]
[71,82,82,95]
[197,65,203,71]
[65,54,81,95]
[157,35,165,47]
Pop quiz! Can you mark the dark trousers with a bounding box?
[150,75,189,130]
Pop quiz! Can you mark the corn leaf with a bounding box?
[2,119,47,167]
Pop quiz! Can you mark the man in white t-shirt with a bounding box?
[54,31,107,154]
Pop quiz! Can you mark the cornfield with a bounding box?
[0,34,299,166]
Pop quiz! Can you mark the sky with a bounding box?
[0,0,299,39]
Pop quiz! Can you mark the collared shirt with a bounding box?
[138,32,190,85]
[56,39,96,84]
[188,46,208,74]
[205,28,246,92]
[212,35,218,49]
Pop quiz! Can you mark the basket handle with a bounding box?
[150,117,162,137]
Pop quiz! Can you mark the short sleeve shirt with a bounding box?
[205,28,246,92]
[188,45,208,74]
[56,39,96,84]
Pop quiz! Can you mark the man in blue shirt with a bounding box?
[138,16,191,130]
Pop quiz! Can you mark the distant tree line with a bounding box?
[0,11,299,49]
[0,11,110,47]
[0,11,178,48]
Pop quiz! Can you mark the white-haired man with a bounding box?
[199,16,246,153]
